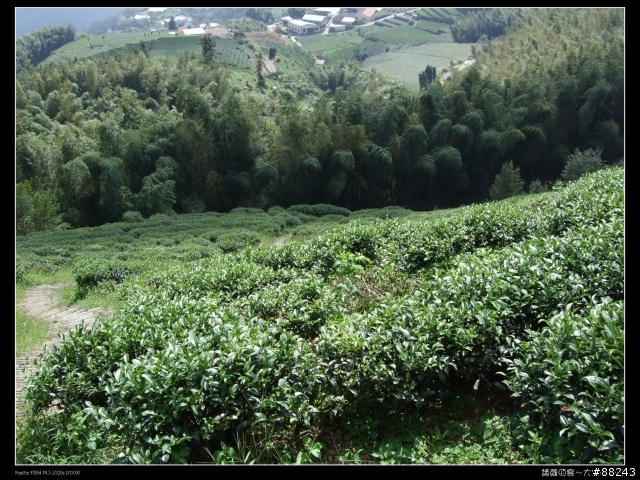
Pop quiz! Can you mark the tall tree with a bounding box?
[287,8,306,19]
[200,34,216,64]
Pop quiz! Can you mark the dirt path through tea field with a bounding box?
[15,284,109,419]
[273,234,292,248]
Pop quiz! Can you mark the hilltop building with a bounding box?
[181,27,205,35]
[356,8,376,22]
[286,19,320,35]
[302,13,329,28]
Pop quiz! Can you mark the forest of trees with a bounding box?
[15,8,624,235]
[450,8,524,43]
[16,24,76,73]
[244,8,274,25]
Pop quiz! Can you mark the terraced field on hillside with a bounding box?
[360,35,473,91]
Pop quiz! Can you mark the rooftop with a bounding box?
[314,7,341,15]
[182,27,205,35]
[302,14,327,22]
[204,28,229,36]
[357,8,377,17]
[288,19,316,27]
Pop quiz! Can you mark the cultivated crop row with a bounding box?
[22,168,624,464]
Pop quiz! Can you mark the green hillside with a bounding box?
[16,168,624,464]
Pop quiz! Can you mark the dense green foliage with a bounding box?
[17,168,624,464]
[245,8,274,25]
[450,8,523,43]
[16,24,76,73]
[15,8,623,240]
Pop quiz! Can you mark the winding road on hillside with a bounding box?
[15,284,109,419]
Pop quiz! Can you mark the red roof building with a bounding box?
[356,8,376,21]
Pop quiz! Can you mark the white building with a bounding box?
[302,14,329,27]
[341,17,356,25]
[148,7,168,13]
[287,19,319,35]
[182,27,205,36]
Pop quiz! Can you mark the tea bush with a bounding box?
[72,259,140,298]
[503,298,624,463]
[216,231,261,253]
[19,167,624,464]
[288,204,352,217]
[122,211,145,223]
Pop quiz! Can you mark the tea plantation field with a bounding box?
[16,168,624,464]
[47,31,254,69]
[360,36,473,91]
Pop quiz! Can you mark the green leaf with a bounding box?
[584,375,608,389]
[575,423,590,433]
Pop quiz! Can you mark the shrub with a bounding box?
[216,231,261,253]
[72,259,137,298]
[16,257,30,283]
[230,207,265,214]
[503,299,624,463]
[267,206,285,215]
[528,179,548,194]
[181,198,206,213]
[122,211,145,223]
[287,204,351,217]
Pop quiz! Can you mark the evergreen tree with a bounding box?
[257,59,266,89]
[200,34,215,64]
[168,16,177,31]
[419,65,437,90]
[489,160,524,200]
[561,148,605,182]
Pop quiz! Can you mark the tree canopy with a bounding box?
[15,8,624,234]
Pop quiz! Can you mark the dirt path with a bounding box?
[273,234,292,248]
[15,284,109,419]
[263,57,276,73]
[440,58,476,83]
[247,47,276,75]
